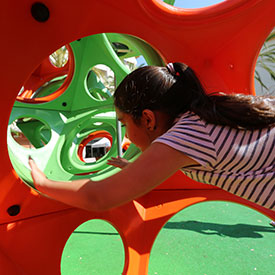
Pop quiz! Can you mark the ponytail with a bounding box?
[171,62,275,130]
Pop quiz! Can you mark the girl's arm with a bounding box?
[29,142,198,211]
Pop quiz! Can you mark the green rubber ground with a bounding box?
[61,201,275,275]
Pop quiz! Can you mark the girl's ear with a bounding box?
[141,109,156,130]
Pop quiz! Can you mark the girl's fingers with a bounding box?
[107,156,129,169]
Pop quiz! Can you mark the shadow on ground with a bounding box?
[164,220,275,238]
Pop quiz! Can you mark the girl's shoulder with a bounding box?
[173,111,205,127]
[156,111,217,168]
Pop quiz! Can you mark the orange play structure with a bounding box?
[1,0,274,274]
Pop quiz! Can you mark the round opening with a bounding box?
[9,32,164,185]
[10,117,51,149]
[162,0,226,9]
[78,131,112,164]
[7,205,21,216]
[31,2,50,22]
[254,28,275,96]
[16,45,73,103]
[149,201,275,274]
[61,219,125,274]
[86,64,115,101]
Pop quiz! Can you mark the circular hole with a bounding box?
[162,0,226,9]
[16,45,73,103]
[31,2,50,22]
[254,28,275,96]
[10,32,163,184]
[61,219,125,274]
[86,64,115,101]
[149,201,275,274]
[10,117,51,149]
[7,205,21,216]
[82,137,111,163]
[78,131,112,164]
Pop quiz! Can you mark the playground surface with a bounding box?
[61,201,275,275]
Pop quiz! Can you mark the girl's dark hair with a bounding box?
[114,62,275,130]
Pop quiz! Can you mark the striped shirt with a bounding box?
[154,112,275,210]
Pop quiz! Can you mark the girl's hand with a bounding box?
[28,157,48,190]
[107,156,130,169]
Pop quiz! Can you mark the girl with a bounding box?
[29,62,275,212]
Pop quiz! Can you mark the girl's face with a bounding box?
[116,108,152,151]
